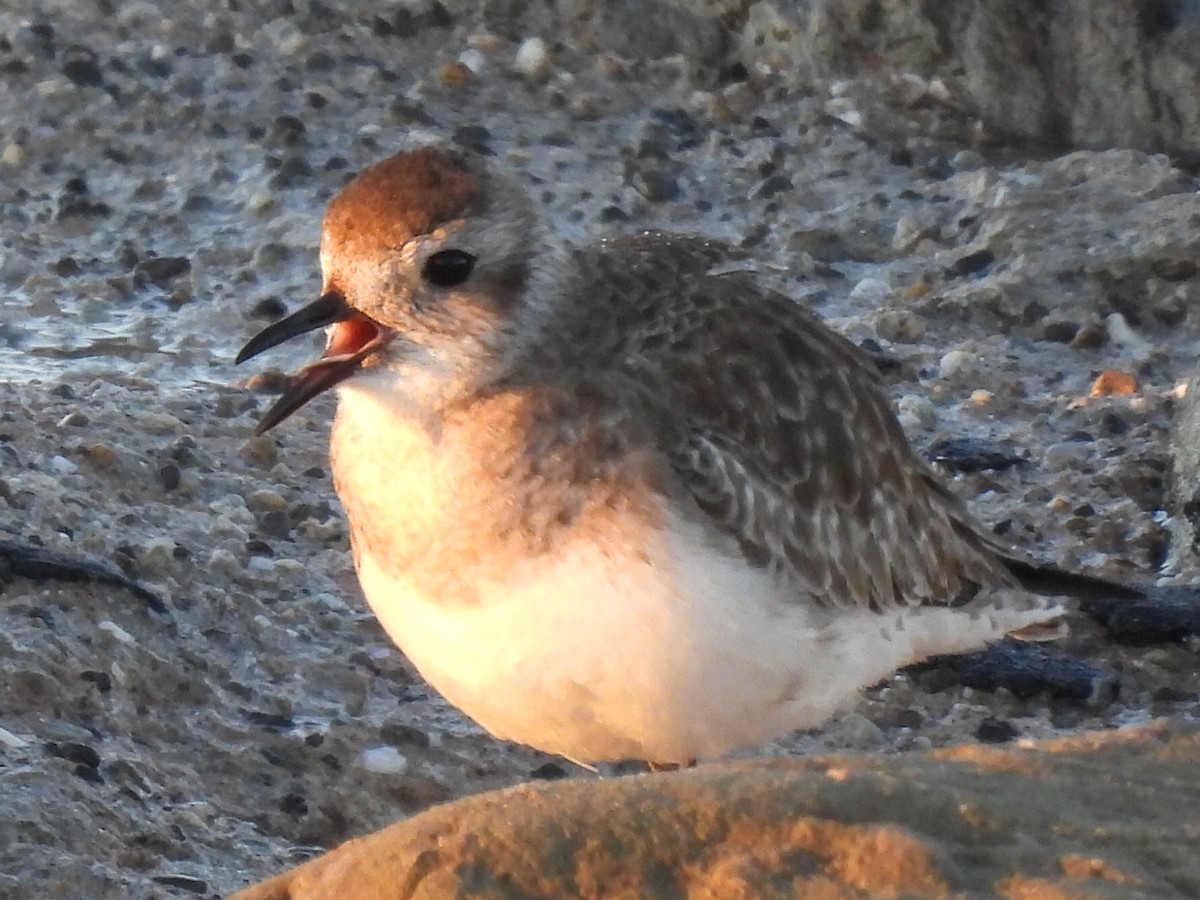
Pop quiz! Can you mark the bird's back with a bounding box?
[524,233,1036,619]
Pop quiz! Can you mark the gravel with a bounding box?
[0,1,1198,897]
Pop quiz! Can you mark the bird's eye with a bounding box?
[421,249,477,287]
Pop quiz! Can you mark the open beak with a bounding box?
[236,291,387,434]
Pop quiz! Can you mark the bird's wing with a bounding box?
[580,235,1021,612]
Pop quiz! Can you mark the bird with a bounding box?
[235,145,1137,767]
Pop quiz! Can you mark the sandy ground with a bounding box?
[1,2,1198,897]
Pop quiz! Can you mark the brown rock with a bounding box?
[232,721,1200,900]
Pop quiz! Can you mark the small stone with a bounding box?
[80,670,112,693]
[246,489,288,512]
[135,256,191,286]
[458,48,486,75]
[937,349,975,380]
[1043,321,1079,343]
[47,455,78,475]
[380,721,431,748]
[80,444,119,467]
[828,712,884,749]
[46,740,101,769]
[849,278,893,305]
[438,62,472,86]
[240,436,279,468]
[252,243,293,269]
[258,510,291,539]
[513,37,550,78]
[139,412,185,436]
[97,621,136,644]
[1,143,26,167]
[57,411,89,427]
[245,371,294,394]
[61,47,104,87]
[1089,370,1138,397]
[207,548,241,579]
[251,296,288,319]
[945,249,995,278]
[874,309,925,343]
[915,666,961,693]
[360,745,409,775]
[530,761,568,780]
[975,717,1019,744]
[150,876,209,895]
[157,463,181,491]
[630,169,680,203]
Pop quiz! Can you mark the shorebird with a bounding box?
[236,146,1134,766]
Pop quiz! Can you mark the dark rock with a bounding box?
[151,875,209,894]
[51,256,81,277]
[80,670,112,692]
[975,717,1019,744]
[926,438,1026,473]
[629,168,681,203]
[157,463,181,491]
[61,46,104,87]
[1151,257,1198,281]
[270,156,314,189]
[135,256,191,286]
[916,638,1118,703]
[380,721,431,749]
[530,761,569,780]
[257,510,291,539]
[251,296,288,319]
[1081,586,1200,643]
[945,249,995,278]
[46,740,101,770]
[0,538,167,614]
[451,125,492,156]
[242,710,295,730]
[1042,320,1080,343]
[754,173,793,198]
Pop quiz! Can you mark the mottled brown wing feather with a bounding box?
[573,235,1019,611]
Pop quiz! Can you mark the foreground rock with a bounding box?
[233,720,1200,900]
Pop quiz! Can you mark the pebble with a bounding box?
[849,277,893,305]
[828,712,885,749]
[135,256,192,286]
[1,143,26,167]
[48,455,78,475]
[895,395,936,431]
[97,621,136,645]
[0,726,30,749]
[139,412,185,436]
[937,349,976,380]
[458,49,486,75]
[630,168,681,203]
[207,548,242,579]
[240,437,279,468]
[359,745,409,775]
[874,309,925,343]
[139,537,178,575]
[1043,441,1094,468]
[513,37,550,78]
[245,489,288,513]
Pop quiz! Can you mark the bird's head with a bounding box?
[236,146,542,432]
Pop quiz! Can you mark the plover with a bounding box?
[236,146,1134,766]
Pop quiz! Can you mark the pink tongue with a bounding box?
[325,318,377,357]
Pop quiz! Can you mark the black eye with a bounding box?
[421,249,476,287]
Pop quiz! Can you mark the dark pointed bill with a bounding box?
[236,292,386,434]
[236,291,351,365]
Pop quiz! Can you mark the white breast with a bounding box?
[354,508,1052,764]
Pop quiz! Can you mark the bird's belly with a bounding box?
[350,512,1034,764]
